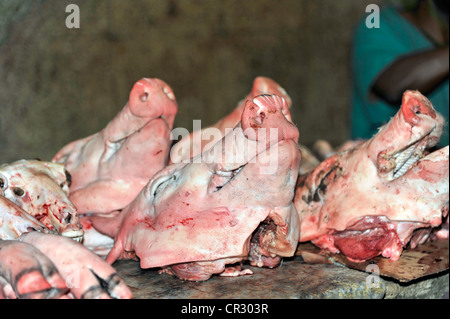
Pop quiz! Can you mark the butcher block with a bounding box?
[113,239,449,299]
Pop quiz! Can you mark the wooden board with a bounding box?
[113,257,387,299]
[296,239,449,282]
[113,253,449,299]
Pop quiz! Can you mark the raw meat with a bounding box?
[106,94,301,281]
[294,90,449,262]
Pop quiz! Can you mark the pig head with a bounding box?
[52,78,178,214]
[106,94,301,281]
[0,160,83,241]
[295,91,449,262]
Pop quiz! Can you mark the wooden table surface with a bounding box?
[113,239,449,299]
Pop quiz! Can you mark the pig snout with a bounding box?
[241,94,299,144]
[401,90,445,147]
[252,77,292,110]
[128,78,176,119]
[401,90,437,126]
[44,205,84,242]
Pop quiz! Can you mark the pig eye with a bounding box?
[12,187,25,197]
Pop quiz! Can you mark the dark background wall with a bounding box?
[0,0,387,163]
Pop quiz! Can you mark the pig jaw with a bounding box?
[33,201,84,242]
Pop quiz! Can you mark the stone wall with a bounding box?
[0,0,384,163]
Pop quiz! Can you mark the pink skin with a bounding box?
[313,139,365,161]
[18,232,132,299]
[169,76,292,163]
[105,94,301,281]
[52,78,178,215]
[0,240,69,299]
[294,91,449,262]
[0,160,83,241]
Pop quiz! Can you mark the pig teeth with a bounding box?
[216,166,243,178]
[391,143,416,179]
[72,235,84,243]
[392,138,428,179]
[393,153,420,179]
[393,144,415,167]
[216,170,233,177]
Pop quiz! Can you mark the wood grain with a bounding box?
[296,239,449,282]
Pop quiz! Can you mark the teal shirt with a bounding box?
[351,6,449,147]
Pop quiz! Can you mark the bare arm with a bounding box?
[372,46,449,105]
